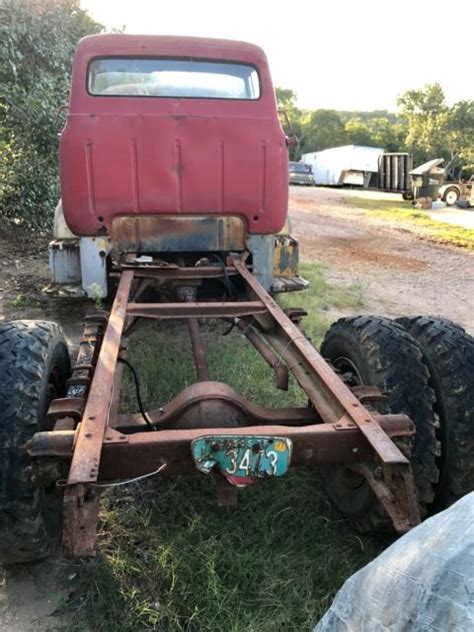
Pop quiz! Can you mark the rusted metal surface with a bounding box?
[108,348,127,426]
[28,430,77,457]
[273,234,299,278]
[233,259,409,466]
[349,463,421,532]
[84,313,109,327]
[119,265,240,280]
[49,318,105,417]
[350,385,387,405]
[386,462,421,531]
[187,319,210,382]
[215,475,239,507]
[283,308,307,324]
[29,413,413,480]
[127,301,267,319]
[98,419,402,480]
[236,318,288,390]
[34,258,426,553]
[53,417,76,431]
[111,215,247,253]
[48,398,84,422]
[67,270,134,485]
[115,381,318,430]
[63,484,101,557]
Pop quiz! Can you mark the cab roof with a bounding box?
[75,34,268,65]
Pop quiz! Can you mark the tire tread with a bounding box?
[0,320,69,564]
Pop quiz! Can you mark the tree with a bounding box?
[343,115,407,152]
[447,100,474,173]
[397,83,449,163]
[398,84,474,173]
[368,117,405,152]
[275,87,298,111]
[0,0,103,228]
[275,86,303,160]
[302,109,347,153]
[344,118,373,146]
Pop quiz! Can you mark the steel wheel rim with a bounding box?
[445,190,458,205]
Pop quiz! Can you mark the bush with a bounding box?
[0,0,103,230]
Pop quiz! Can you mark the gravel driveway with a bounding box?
[290,186,474,333]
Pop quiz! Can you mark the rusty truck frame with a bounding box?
[1,34,472,564]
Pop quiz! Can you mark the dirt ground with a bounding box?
[290,186,474,333]
[0,187,473,630]
[0,228,87,350]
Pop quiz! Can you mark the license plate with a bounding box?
[191,435,292,487]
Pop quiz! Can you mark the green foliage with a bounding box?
[344,117,374,146]
[397,83,450,163]
[338,109,397,124]
[275,81,472,174]
[275,86,298,111]
[275,86,302,160]
[302,109,347,153]
[0,0,103,229]
[397,83,474,173]
[448,100,474,172]
[274,91,410,160]
[345,116,406,152]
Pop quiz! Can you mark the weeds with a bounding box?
[11,293,40,308]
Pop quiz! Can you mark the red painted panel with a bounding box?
[60,35,289,237]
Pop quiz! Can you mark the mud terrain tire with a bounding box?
[320,315,440,532]
[396,316,474,508]
[0,321,70,564]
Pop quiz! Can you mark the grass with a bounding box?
[61,262,385,632]
[344,196,474,251]
[119,262,365,412]
[11,293,40,308]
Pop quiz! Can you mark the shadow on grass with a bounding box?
[65,474,389,632]
[61,261,385,631]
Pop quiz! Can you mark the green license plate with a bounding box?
[191,435,292,486]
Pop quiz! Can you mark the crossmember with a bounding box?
[28,257,421,556]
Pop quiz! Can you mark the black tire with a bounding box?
[396,316,474,508]
[320,315,440,532]
[0,321,70,564]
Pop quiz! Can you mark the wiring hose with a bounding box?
[213,254,235,298]
[118,357,157,431]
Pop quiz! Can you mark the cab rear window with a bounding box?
[88,58,260,100]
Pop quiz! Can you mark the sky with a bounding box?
[80,0,473,112]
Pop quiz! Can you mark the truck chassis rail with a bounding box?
[28,257,421,557]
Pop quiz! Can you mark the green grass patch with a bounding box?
[119,262,364,412]
[343,196,474,251]
[65,475,385,632]
[63,261,380,632]
[10,293,40,308]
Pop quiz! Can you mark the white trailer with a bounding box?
[301,145,384,187]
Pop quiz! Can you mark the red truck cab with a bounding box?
[52,34,304,295]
